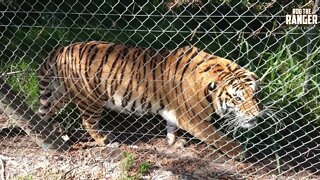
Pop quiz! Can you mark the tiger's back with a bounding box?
[38,41,261,159]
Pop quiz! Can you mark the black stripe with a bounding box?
[174,52,184,74]
[93,51,106,89]
[142,57,149,109]
[202,66,212,73]
[79,44,92,92]
[160,56,168,103]
[159,100,165,110]
[119,47,133,85]
[80,42,91,62]
[172,47,187,75]
[137,62,141,82]
[78,107,98,118]
[110,50,126,95]
[219,72,229,81]
[131,100,136,112]
[141,92,147,110]
[69,45,75,80]
[150,48,157,57]
[176,52,195,95]
[227,64,234,72]
[106,51,122,82]
[63,46,70,78]
[71,45,79,83]
[216,88,224,100]
[151,55,157,96]
[38,112,47,117]
[85,45,98,80]
[40,81,49,87]
[78,43,86,59]
[122,78,133,107]
[117,57,129,86]
[142,53,148,78]
[42,102,51,110]
[205,88,213,103]
[40,92,52,99]
[147,102,152,111]
[225,91,233,100]
[172,48,179,55]
[185,47,194,56]
[99,45,115,97]
[179,51,197,81]
[193,55,216,71]
[105,44,116,64]
[121,46,129,59]
[88,46,99,67]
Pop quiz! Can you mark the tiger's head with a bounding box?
[204,66,262,130]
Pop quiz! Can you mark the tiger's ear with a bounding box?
[248,72,260,90]
[208,82,217,91]
[248,72,259,81]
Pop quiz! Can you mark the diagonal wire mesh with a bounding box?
[0,0,320,179]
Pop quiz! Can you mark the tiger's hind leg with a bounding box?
[77,102,116,147]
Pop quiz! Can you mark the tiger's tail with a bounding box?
[38,46,66,121]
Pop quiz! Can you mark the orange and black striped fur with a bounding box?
[38,41,261,158]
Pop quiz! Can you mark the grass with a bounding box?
[121,152,135,173]
[1,59,39,111]
[119,152,151,180]
[232,30,320,173]
[17,175,33,180]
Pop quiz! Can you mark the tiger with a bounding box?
[38,41,262,159]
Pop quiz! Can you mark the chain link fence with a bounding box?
[0,0,320,179]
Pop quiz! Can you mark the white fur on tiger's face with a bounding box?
[38,41,263,159]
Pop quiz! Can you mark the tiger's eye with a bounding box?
[208,82,216,91]
[235,96,242,101]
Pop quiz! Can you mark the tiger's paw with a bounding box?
[173,138,187,149]
[106,142,121,148]
[224,143,245,160]
[167,132,176,146]
[105,132,120,148]
[94,132,120,148]
[167,133,187,149]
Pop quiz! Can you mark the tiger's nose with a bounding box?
[242,101,260,117]
[250,106,260,117]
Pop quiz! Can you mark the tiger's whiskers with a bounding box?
[223,115,241,132]
[261,105,286,128]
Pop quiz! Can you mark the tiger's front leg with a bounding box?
[166,121,178,145]
[166,122,187,148]
[163,109,243,159]
[161,110,184,147]
[179,115,243,159]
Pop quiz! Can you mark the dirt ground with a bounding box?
[1,115,320,180]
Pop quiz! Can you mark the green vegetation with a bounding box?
[17,175,33,180]
[121,152,135,173]
[120,152,151,180]
[1,59,39,110]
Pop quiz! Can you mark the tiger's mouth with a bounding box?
[221,113,259,131]
[240,118,257,129]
